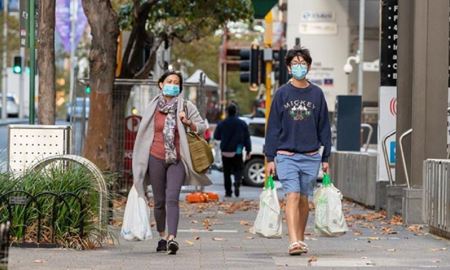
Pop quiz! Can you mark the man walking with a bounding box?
[265,46,331,255]
[214,104,251,197]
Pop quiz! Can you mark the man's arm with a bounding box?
[213,122,221,141]
[318,92,331,163]
[264,92,282,162]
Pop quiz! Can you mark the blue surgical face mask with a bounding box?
[291,64,308,80]
[162,84,181,96]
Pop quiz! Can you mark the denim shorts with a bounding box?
[275,153,321,196]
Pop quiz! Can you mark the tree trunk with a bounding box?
[82,0,119,171]
[37,0,56,125]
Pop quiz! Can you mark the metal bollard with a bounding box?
[0,222,10,270]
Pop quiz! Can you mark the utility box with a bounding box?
[8,125,72,174]
[335,95,362,151]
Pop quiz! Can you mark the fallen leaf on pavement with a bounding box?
[407,225,424,235]
[194,236,200,240]
[240,220,251,226]
[308,256,318,265]
[246,236,254,240]
[33,259,46,263]
[389,215,403,225]
[381,226,397,235]
[353,230,363,236]
[387,248,396,252]
[185,240,194,246]
[431,247,447,252]
[213,237,225,241]
[203,219,211,230]
[191,220,199,224]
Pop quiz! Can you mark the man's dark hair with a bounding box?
[227,104,237,117]
[285,46,312,67]
[158,70,183,92]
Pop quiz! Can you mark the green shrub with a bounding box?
[0,165,114,249]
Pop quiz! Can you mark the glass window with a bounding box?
[249,123,265,137]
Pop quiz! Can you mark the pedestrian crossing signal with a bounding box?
[13,56,22,74]
[85,86,91,94]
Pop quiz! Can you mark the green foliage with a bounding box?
[118,0,253,42]
[0,165,115,249]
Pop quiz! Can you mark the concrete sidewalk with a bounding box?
[7,170,450,269]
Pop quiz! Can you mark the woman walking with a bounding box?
[131,70,211,255]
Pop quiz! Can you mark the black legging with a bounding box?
[148,155,185,237]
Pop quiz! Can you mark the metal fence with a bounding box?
[423,159,450,238]
[0,191,85,248]
[72,78,206,192]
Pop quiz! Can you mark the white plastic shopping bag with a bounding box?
[121,185,153,241]
[313,174,348,236]
[250,176,282,238]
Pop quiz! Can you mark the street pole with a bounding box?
[264,11,272,130]
[69,0,78,110]
[357,0,365,96]
[19,47,24,118]
[29,0,35,124]
[2,0,8,120]
[264,11,273,181]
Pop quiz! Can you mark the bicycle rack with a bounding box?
[382,130,396,185]
[399,129,413,188]
[361,123,374,152]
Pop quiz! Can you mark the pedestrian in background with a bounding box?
[131,70,211,255]
[265,46,331,255]
[214,104,251,197]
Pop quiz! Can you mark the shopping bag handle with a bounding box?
[322,173,332,186]
[265,175,275,190]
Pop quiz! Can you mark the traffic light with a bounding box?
[279,47,289,85]
[13,56,22,74]
[273,48,289,86]
[85,85,91,94]
[239,45,259,89]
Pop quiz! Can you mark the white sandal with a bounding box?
[297,241,309,254]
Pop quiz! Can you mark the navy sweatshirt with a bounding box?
[214,116,251,154]
[265,82,331,162]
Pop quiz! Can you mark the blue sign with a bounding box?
[389,141,396,164]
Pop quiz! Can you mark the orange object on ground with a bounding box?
[185,192,220,203]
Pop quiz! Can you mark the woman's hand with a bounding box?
[179,112,197,131]
[179,111,190,125]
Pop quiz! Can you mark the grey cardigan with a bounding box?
[132,95,212,199]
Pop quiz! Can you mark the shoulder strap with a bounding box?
[183,100,189,118]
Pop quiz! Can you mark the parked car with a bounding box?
[0,95,19,118]
[213,116,266,187]
[66,97,90,121]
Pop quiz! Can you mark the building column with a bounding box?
[395,0,414,186]
[410,0,448,188]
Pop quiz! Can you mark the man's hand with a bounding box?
[246,152,252,161]
[322,162,329,173]
[266,161,276,176]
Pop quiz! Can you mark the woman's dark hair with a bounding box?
[285,46,312,67]
[158,70,183,92]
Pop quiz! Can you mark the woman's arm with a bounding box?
[186,101,206,134]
